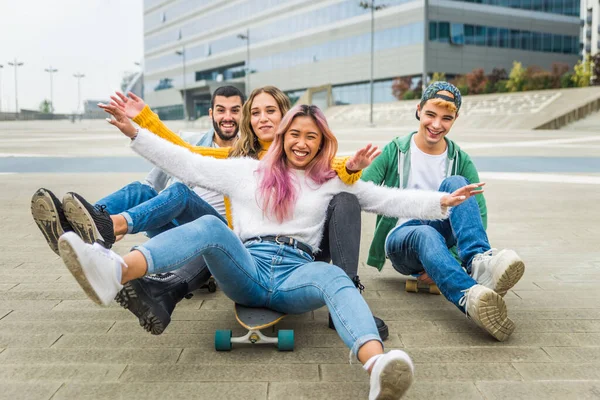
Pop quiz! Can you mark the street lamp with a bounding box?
[359,1,386,126]
[44,66,58,113]
[237,29,250,96]
[0,64,3,113]
[8,58,24,118]
[175,47,187,120]
[73,72,85,116]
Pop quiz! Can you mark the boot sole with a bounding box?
[376,358,414,400]
[62,194,103,246]
[31,189,64,255]
[474,289,515,342]
[494,252,526,297]
[114,281,171,335]
[58,238,103,306]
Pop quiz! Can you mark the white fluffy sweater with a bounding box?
[131,129,449,252]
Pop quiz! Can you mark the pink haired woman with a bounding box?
[57,105,481,399]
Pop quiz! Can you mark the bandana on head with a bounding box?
[416,81,462,120]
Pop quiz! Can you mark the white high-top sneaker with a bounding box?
[58,232,124,306]
[366,350,414,400]
[471,249,525,297]
[459,284,515,342]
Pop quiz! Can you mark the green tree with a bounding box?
[485,68,508,93]
[590,53,600,86]
[506,61,525,92]
[571,55,592,87]
[466,68,487,95]
[39,99,53,114]
[431,72,446,82]
[392,76,412,100]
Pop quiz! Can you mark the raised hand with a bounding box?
[109,91,146,119]
[440,183,485,208]
[346,143,382,172]
[98,103,137,138]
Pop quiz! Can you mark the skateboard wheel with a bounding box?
[277,330,294,351]
[405,280,418,293]
[430,284,441,295]
[208,280,217,293]
[215,329,232,351]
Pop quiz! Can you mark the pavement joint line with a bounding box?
[116,364,130,381]
[175,348,185,363]
[49,334,64,348]
[48,382,65,400]
[105,320,117,334]
[0,309,14,321]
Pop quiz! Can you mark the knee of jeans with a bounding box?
[410,225,446,248]
[329,192,360,215]
[168,181,191,196]
[191,214,226,232]
[439,175,470,192]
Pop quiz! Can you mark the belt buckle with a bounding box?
[275,235,293,246]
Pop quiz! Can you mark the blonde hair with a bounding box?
[229,86,291,159]
[426,98,458,113]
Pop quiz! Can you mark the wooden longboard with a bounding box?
[234,303,286,330]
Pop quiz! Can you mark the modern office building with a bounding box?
[581,0,599,57]
[143,0,581,119]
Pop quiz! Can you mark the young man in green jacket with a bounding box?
[361,81,525,342]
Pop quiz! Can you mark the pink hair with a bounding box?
[257,105,338,223]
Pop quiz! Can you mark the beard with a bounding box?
[213,119,239,142]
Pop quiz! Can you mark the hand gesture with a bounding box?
[346,143,382,172]
[109,91,146,119]
[98,102,137,138]
[440,182,485,208]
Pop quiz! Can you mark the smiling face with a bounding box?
[250,92,283,142]
[283,115,323,170]
[415,91,458,154]
[209,95,242,145]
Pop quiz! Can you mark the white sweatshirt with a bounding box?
[131,129,449,252]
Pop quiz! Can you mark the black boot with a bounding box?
[328,276,389,341]
[115,272,190,335]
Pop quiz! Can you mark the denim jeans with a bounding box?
[316,193,361,280]
[96,181,226,238]
[385,176,491,309]
[135,215,382,355]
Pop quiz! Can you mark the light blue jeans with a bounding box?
[135,215,382,355]
[96,181,225,238]
[385,176,491,310]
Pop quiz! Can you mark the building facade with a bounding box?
[143,0,581,119]
[581,0,599,58]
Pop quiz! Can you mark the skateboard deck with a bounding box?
[214,304,294,351]
[235,304,286,330]
[405,278,441,295]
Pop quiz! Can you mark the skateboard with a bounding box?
[214,304,294,351]
[405,277,441,295]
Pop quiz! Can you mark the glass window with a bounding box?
[552,34,562,52]
[521,0,532,8]
[487,27,498,47]
[531,0,543,9]
[464,25,475,45]
[438,22,450,43]
[531,32,542,51]
[509,0,521,7]
[451,23,465,45]
[562,34,573,53]
[542,33,552,51]
[499,28,509,48]
[521,30,531,50]
[475,26,486,46]
[510,29,521,49]
[429,21,438,41]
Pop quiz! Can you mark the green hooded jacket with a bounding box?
[361,132,488,270]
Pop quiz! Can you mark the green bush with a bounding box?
[495,80,508,93]
[403,90,416,100]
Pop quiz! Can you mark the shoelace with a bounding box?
[91,243,125,265]
[457,287,472,319]
[95,204,109,216]
[474,248,497,262]
[353,276,365,293]
[147,272,176,282]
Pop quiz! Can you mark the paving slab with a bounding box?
[0,383,62,400]
[476,381,600,400]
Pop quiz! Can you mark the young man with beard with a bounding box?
[31,85,244,332]
[361,81,525,342]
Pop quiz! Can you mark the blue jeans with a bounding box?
[135,215,382,355]
[385,176,490,309]
[96,181,225,238]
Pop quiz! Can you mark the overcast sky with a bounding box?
[0,0,143,114]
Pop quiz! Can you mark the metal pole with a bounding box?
[73,72,85,115]
[246,28,250,95]
[45,66,58,113]
[422,0,429,92]
[8,59,24,118]
[369,1,375,125]
[0,65,3,113]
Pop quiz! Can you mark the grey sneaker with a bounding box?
[471,249,525,297]
[368,350,414,400]
[458,284,515,342]
[31,188,73,255]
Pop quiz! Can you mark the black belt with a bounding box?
[247,235,313,256]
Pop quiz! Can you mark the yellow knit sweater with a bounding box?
[133,105,362,228]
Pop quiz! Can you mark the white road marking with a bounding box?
[479,172,600,185]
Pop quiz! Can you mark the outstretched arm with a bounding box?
[100,92,230,159]
[332,143,382,184]
[346,180,484,221]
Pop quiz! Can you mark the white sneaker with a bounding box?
[367,350,414,400]
[459,284,515,342]
[471,249,525,297]
[58,232,124,306]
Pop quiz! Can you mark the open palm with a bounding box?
[109,91,146,119]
